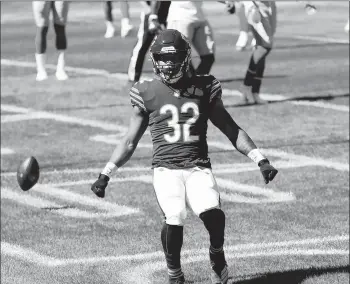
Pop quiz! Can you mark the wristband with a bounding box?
[247,149,266,164]
[101,162,117,177]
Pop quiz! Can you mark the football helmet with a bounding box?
[150,29,191,84]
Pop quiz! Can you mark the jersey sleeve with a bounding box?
[129,82,148,114]
[208,76,222,104]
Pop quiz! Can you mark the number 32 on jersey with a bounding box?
[160,102,199,143]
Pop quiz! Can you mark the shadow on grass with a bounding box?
[230,265,350,284]
[226,92,349,108]
[218,75,288,83]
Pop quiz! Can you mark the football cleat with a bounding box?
[36,71,48,81]
[121,23,133,38]
[169,275,185,284]
[104,24,115,38]
[150,29,191,84]
[55,69,69,81]
[252,92,267,104]
[211,265,228,284]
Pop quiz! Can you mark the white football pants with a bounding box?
[153,166,221,226]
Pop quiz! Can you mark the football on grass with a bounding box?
[17,156,40,191]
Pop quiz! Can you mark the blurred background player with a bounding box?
[166,1,215,75]
[234,2,252,51]
[240,1,277,105]
[32,1,69,81]
[127,1,171,82]
[104,1,133,38]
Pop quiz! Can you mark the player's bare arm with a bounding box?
[91,106,149,198]
[107,106,149,168]
[209,97,278,184]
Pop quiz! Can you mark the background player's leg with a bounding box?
[167,19,196,71]
[120,1,133,38]
[52,1,69,80]
[241,13,274,104]
[236,2,250,51]
[104,1,115,38]
[192,21,215,75]
[128,13,154,82]
[153,168,186,283]
[33,1,51,81]
[185,167,228,284]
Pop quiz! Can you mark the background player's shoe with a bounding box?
[121,18,133,38]
[210,265,229,284]
[252,92,267,104]
[104,21,115,38]
[35,53,48,81]
[55,69,69,81]
[345,20,349,33]
[36,71,48,81]
[236,31,249,51]
[239,85,255,105]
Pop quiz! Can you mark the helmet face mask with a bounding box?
[150,29,191,84]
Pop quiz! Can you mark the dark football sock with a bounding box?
[35,26,49,54]
[161,223,184,279]
[251,56,265,94]
[251,47,271,93]
[105,1,113,22]
[54,24,67,50]
[200,209,226,272]
[243,55,257,87]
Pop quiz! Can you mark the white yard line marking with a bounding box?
[2,59,348,112]
[1,186,139,218]
[1,242,63,266]
[1,148,15,155]
[1,148,348,180]
[33,185,139,217]
[1,104,127,132]
[1,235,348,267]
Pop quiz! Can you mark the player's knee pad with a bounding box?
[35,26,49,54]
[196,54,215,75]
[199,209,225,248]
[54,24,67,50]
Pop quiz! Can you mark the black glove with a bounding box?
[91,174,110,198]
[258,159,278,184]
[226,1,236,14]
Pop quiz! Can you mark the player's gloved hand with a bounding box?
[258,159,278,184]
[148,14,161,34]
[91,174,110,198]
[225,1,236,14]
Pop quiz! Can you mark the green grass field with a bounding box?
[1,2,349,283]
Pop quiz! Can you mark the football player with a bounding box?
[104,1,133,38]
[91,29,278,284]
[166,1,216,75]
[32,1,69,81]
[238,1,277,105]
[127,1,171,82]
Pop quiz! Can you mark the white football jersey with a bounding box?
[167,1,206,22]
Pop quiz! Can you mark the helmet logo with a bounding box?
[160,46,176,53]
